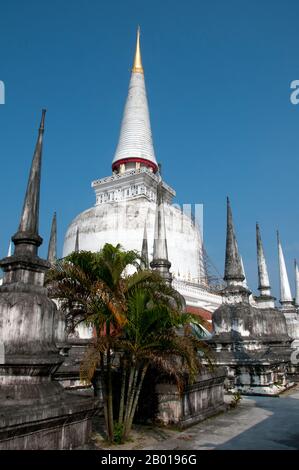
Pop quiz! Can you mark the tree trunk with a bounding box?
[92,370,102,398]
[127,366,139,420]
[106,321,114,443]
[125,364,148,439]
[123,365,140,439]
[100,352,110,441]
[118,362,127,425]
[123,361,136,432]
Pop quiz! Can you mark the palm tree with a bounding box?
[46,243,152,443]
[80,276,210,443]
[47,244,211,444]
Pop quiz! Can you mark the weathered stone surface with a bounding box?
[213,303,290,342]
[210,200,293,395]
[0,392,98,449]
[155,368,227,428]
[54,338,92,389]
[210,302,293,395]
[0,111,101,449]
[224,198,244,283]
[0,282,100,448]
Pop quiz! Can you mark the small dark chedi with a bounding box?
[0,111,100,449]
[208,198,294,395]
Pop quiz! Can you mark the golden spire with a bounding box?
[132,26,144,74]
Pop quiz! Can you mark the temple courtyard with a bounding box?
[90,385,299,450]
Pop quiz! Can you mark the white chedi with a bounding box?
[63,28,221,314]
[63,197,205,285]
[64,28,205,286]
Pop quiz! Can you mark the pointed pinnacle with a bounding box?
[132,26,144,74]
[256,223,271,295]
[74,227,80,252]
[12,110,46,255]
[277,231,293,303]
[141,219,149,269]
[47,212,57,264]
[224,197,244,282]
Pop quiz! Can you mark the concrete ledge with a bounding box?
[0,393,101,449]
[155,367,227,428]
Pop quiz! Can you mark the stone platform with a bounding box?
[155,367,227,428]
[0,391,100,449]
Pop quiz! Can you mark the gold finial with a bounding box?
[132,26,144,74]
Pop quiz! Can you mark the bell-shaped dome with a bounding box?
[63,198,205,284]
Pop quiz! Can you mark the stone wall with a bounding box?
[0,393,99,449]
[155,368,226,428]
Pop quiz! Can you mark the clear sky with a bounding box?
[0,0,299,300]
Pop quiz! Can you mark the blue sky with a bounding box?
[0,0,299,299]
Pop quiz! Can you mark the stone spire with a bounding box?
[132,26,143,74]
[47,212,57,264]
[12,110,46,257]
[0,110,49,287]
[0,111,99,448]
[0,108,59,378]
[240,256,248,288]
[256,223,271,296]
[74,227,80,252]
[294,259,299,307]
[277,231,293,308]
[141,219,149,269]
[150,182,172,284]
[222,198,249,303]
[7,241,12,257]
[224,197,244,285]
[112,28,158,174]
[255,223,275,308]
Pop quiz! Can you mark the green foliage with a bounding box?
[113,422,125,444]
[230,391,242,408]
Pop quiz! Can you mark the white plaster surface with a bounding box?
[63,198,204,285]
[112,72,157,168]
[278,238,293,302]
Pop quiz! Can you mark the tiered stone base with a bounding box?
[0,392,101,449]
[209,338,293,396]
[221,360,292,396]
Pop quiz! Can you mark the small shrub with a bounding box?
[230,391,242,408]
[113,422,124,444]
